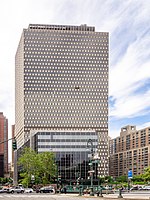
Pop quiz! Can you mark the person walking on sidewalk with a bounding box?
[63,186,67,194]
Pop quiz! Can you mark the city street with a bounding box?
[0,194,97,200]
[0,192,150,200]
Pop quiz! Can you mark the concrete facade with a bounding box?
[15,24,109,177]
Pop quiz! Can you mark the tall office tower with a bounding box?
[0,112,8,177]
[15,24,109,177]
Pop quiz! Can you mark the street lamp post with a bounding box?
[53,159,59,191]
[56,161,59,190]
[87,139,94,196]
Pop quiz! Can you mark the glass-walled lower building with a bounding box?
[30,130,98,183]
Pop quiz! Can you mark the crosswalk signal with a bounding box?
[12,139,17,150]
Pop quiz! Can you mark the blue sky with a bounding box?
[0,0,150,140]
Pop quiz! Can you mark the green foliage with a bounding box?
[37,152,56,184]
[0,177,8,184]
[134,181,145,185]
[132,174,144,182]
[18,148,56,186]
[19,172,30,187]
[116,175,127,183]
[98,176,105,184]
[110,173,146,187]
[104,176,114,183]
[143,167,150,182]
[122,183,128,187]
[97,176,114,186]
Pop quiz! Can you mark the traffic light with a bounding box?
[58,176,61,184]
[12,138,17,150]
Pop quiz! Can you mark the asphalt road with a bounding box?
[0,193,97,200]
[0,192,150,200]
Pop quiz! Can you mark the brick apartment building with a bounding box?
[0,112,8,177]
[109,125,150,178]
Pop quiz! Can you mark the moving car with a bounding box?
[39,186,55,193]
[7,186,25,194]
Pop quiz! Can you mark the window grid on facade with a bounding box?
[15,24,109,180]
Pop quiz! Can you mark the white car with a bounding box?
[0,187,8,193]
[7,186,25,194]
[141,186,150,190]
[24,188,34,193]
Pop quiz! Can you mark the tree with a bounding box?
[143,167,150,182]
[104,176,114,184]
[18,148,56,186]
[116,175,127,183]
[18,148,39,187]
[38,152,56,185]
[131,174,144,184]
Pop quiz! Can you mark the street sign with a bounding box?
[92,160,100,164]
[88,154,92,158]
[128,170,133,179]
[88,170,95,173]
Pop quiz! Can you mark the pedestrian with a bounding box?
[106,185,109,195]
[64,186,67,194]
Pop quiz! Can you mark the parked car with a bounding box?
[130,186,139,191]
[7,186,25,194]
[140,186,150,190]
[24,188,34,193]
[39,186,55,193]
[0,187,8,193]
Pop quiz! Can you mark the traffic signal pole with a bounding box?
[0,137,14,144]
[0,137,17,150]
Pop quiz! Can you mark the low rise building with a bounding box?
[14,129,99,185]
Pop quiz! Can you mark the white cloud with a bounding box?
[0,0,150,151]
[109,127,121,139]
[110,90,150,118]
[137,121,150,130]
[109,3,150,119]
[110,41,150,98]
